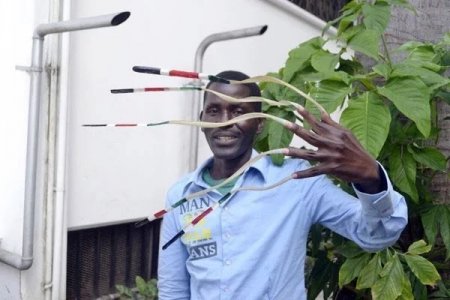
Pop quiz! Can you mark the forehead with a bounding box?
[204,82,251,105]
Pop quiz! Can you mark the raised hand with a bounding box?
[285,107,384,194]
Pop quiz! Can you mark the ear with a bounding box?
[256,118,264,135]
[199,111,205,132]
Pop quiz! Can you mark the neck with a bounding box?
[209,149,253,180]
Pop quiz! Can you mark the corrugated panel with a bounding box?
[66,220,161,299]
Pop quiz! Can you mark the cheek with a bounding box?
[237,120,260,133]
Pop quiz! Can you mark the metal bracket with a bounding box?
[15,65,43,73]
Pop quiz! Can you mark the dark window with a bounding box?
[288,0,350,21]
[66,220,161,299]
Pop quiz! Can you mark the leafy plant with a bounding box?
[254,0,450,299]
[116,276,158,300]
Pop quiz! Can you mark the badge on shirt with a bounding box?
[178,197,218,260]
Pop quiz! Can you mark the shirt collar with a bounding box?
[183,149,269,193]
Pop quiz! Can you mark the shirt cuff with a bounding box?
[353,162,394,218]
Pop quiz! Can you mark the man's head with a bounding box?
[200,71,263,162]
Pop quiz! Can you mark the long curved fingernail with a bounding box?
[284,121,295,130]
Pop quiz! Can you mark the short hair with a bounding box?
[204,70,262,112]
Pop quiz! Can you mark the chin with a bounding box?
[210,147,250,161]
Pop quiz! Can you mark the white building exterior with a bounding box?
[0,0,330,298]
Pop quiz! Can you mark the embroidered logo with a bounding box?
[189,241,217,261]
[180,197,214,244]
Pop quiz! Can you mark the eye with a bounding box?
[206,106,219,115]
[232,107,245,116]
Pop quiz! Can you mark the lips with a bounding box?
[212,131,239,144]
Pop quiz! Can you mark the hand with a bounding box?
[285,107,383,194]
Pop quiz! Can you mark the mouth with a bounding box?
[212,132,239,144]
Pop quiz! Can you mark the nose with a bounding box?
[219,110,234,128]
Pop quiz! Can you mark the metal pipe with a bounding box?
[34,11,130,37]
[188,25,268,171]
[0,11,130,270]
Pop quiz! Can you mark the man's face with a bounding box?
[201,82,262,161]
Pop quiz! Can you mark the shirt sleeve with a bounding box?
[158,192,191,300]
[309,163,408,252]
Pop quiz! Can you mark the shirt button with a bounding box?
[225,259,232,265]
[225,233,231,240]
[222,286,229,292]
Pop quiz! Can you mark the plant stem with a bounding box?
[381,35,393,68]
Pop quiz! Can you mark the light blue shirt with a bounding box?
[158,151,408,300]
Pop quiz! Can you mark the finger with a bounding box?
[291,165,326,179]
[285,123,328,146]
[296,108,323,133]
[320,111,341,128]
[287,147,320,161]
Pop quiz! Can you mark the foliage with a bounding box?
[116,276,158,300]
[254,0,450,298]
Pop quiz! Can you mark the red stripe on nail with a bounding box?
[192,207,213,225]
[154,210,167,218]
[144,87,165,92]
[169,70,199,79]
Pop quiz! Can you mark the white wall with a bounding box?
[0,0,35,298]
[67,0,326,230]
[0,0,328,298]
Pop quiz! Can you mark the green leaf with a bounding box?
[389,146,418,202]
[435,90,450,105]
[260,72,282,100]
[356,253,382,289]
[391,63,450,91]
[283,37,324,82]
[371,254,404,300]
[307,252,337,300]
[407,145,447,171]
[348,29,381,59]
[136,276,147,295]
[335,242,365,258]
[409,273,428,300]
[373,63,391,79]
[283,73,308,104]
[378,77,431,137]
[398,41,425,52]
[116,284,133,298]
[341,92,391,158]
[429,280,450,298]
[301,70,351,84]
[397,271,414,300]
[339,253,371,287]
[421,207,439,246]
[403,254,441,286]
[441,32,450,46]
[259,107,295,165]
[408,45,439,65]
[311,50,340,73]
[338,58,364,75]
[407,240,432,255]
[340,24,364,42]
[338,14,358,36]
[307,80,352,117]
[382,0,416,11]
[439,207,450,260]
[362,2,391,35]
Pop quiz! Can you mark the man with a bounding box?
[158,71,407,299]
